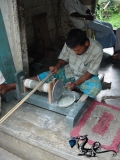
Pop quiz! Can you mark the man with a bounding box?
[105,28,120,63]
[0,71,16,95]
[65,0,116,49]
[32,29,103,98]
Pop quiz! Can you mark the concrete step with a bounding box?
[0,99,120,160]
[0,147,23,160]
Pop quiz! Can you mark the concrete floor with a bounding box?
[0,147,23,160]
[96,48,120,107]
[0,47,120,160]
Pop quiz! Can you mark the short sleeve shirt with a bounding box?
[65,0,90,28]
[65,0,88,15]
[58,38,103,80]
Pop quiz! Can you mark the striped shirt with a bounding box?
[65,0,91,28]
[58,38,103,80]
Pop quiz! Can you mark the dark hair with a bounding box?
[66,29,89,48]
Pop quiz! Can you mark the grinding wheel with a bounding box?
[52,80,63,101]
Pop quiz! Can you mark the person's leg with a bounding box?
[0,83,16,95]
[87,20,116,48]
[77,75,102,99]
[88,19,114,34]
[100,21,113,30]
[37,67,73,85]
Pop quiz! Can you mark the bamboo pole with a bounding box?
[0,73,52,124]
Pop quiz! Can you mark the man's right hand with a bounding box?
[49,66,59,74]
[49,59,66,74]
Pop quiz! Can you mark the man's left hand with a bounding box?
[65,82,76,90]
[86,9,92,15]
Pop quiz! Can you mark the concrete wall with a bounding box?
[0,0,23,72]
[24,0,57,47]
[0,0,97,75]
[0,0,73,75]
[23,0,72,49]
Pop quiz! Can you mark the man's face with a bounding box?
[71,41,89,55]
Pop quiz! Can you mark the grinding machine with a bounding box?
[14,70,94,127]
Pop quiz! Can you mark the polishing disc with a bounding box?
[52,80,63,101]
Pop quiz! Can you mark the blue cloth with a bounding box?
[37,67,102,99]
[87,19,116,48]
[78,76,102,99]
[37,67,75,85]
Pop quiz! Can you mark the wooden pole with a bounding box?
[0,73,52,124]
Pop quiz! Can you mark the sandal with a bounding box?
[105,56,120,64]
[105,56,113,63]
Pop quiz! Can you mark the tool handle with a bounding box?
[0,73,52,124]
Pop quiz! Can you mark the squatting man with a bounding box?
[31,29,103,99]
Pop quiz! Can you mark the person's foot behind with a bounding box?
[105,51,120,64]
[0,83,16,95]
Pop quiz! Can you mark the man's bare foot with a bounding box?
[0,83,16,94]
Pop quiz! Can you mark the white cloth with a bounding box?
[58,38,103,80]
[65,0,90,28]
[65,0,116,48]
[0,71,5,85]
[115,28,120,51]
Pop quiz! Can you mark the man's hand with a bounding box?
[86,9,95,21]
[86,15,94,21]
[49,59,66,74]
[49,66,59,74]
[86,9,92,15]
[65,82,76,90]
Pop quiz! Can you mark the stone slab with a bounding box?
[0,147,23,160]
[0,99,120,160]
